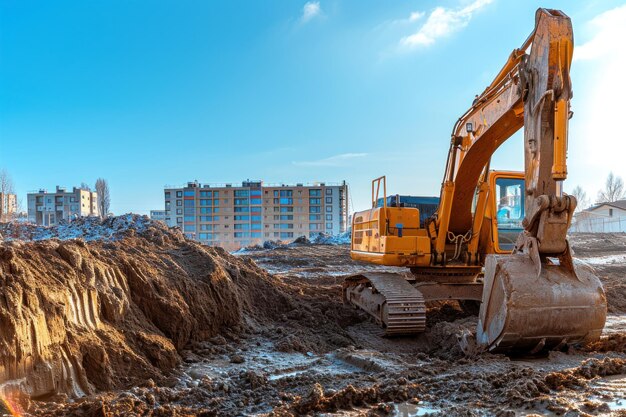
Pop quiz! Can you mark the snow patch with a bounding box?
[0,214,157,242]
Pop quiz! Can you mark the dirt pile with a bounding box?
[0,225,230,399]
[0,217,358,407]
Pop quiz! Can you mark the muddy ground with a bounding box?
[3,227,626,416]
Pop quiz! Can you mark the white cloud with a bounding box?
[293,153,368,167]
[301,1,322,23]
[400,0,493,48]
[575,4,626,61]
[568,5,626,198]
[409,11,425,22]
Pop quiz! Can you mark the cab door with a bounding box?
[488,172,525,253]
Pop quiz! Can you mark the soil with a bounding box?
[1,223,625,416]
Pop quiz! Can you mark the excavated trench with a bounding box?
[0,220,625,416]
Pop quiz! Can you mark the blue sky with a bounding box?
[1,0,625,214]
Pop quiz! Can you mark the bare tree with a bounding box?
[80,182,91,191]
[0,169,16,221]
[597,172,626,203]
[95,178,111,218]
[570,185,589,212]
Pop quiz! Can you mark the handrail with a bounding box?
[371,176,386,209]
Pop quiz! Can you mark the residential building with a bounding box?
[163,180,349,250]
[150,210,167,222]
[0,192,17,221]
[571,200,626,233]
[27,186,99,226]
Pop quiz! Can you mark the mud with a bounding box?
[1,224,626,416]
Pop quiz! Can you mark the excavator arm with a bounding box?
[435,9,574,260]
[468,9,605,352]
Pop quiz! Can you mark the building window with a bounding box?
[176,208,183,215]
[309,189,321,197]
[310,198,321,205]
[326,197,332,204]
[309,214,321,221]
[326,206,332,212]
[280,206,293,213]
[176,217,182,224]
[309,206,321,213]
[234,190,249,197]
[326,188,332,195]
[184,190,195,197]
[176,200,182,206]
[326,223,333,229]
[176,191,182,198]
[165,192,171,198]
[609,208,613,217]
[326,214,332,221]
[280,232,294,239]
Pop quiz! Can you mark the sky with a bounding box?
[1,0,625,215]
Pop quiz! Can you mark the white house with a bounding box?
[571,200,626,233]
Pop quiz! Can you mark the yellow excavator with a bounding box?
[344,8,607,353]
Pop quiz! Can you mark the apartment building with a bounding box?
[163,180,348,250]
[0,192,17,221]
[150,210,167,222]
[27,186,99,225]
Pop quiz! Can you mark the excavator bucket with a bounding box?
[477,254,607,353]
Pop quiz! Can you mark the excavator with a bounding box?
[344,8,607,353]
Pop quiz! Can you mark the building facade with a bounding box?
[150,210,167,222]
[27,186,99,226]
[164,180,348,250]
[571,200,626,233]
[0,192,17,221]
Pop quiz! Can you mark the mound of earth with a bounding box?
[0,217,361,413]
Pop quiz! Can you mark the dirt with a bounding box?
[1,224,625,416]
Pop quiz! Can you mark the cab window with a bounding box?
[495,177,524,250]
